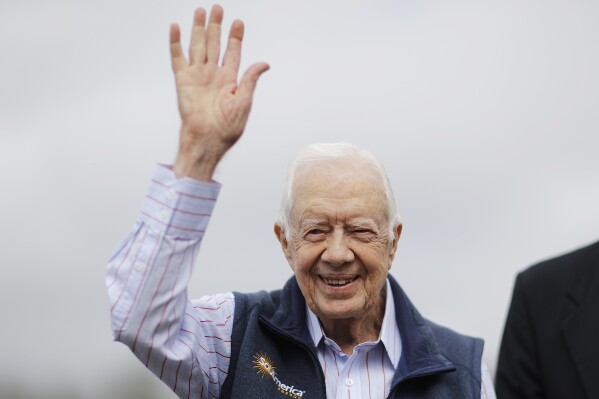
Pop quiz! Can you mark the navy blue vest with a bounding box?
[221,275,483,398]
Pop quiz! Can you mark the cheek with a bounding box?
[288,251,313,280]
[290,243,322,271]
[371,246,388,262]
[287,241,305,269]
[363,249,392,278]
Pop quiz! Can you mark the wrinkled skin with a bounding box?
[275,162,402,354]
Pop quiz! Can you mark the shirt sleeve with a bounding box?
[481,362,497,399]
[106,165,233,399]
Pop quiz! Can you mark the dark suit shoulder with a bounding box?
[497,240,599,399]
[518,240,599,291]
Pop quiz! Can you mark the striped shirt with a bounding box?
[306,279,401,398]
[107,165,496,398]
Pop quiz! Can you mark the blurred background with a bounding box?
[2,0,598,397]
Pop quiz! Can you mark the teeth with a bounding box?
[324,278,353,286]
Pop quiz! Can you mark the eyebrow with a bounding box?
[299,218,328,229]
[346,219,379,229]
[298,218,380,230]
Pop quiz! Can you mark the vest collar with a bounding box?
[262,274,456,383]
[386,275,456,385]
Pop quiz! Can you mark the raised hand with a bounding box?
[170,5,269,180]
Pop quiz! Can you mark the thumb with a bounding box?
[238,62,270,100]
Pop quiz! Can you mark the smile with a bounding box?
[321,276,357,287]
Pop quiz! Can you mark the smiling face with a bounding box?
[275,161,401,324]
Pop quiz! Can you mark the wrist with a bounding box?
[173,137,227,182]
[172,157,217,181]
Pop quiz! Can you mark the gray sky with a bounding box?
[2,0,599,397]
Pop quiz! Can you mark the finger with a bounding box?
[169,23,187,73]
[222,19,244,73]
[189,8,207,64]
[238,62,270,100]
[205,4,224,64]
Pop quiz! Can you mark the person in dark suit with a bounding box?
[496,240,599,399]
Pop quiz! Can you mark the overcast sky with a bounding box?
[2,0,599,397]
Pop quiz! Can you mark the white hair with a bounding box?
[276,142,401,239]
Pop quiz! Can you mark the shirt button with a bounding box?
[160,209,169,220]
[135,263,146,272]
[345,378,353,387]
[169,187,176,195]
[323,340,331,346]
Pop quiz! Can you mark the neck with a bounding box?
[319,289,387,355]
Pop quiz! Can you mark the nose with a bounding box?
[321,229,354,266]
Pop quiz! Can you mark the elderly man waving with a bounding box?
[106,5,495,398]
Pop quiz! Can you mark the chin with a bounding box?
[316,299,365,321]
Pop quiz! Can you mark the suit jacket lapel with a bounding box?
[561,251,599,399]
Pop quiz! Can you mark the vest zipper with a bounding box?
[259,316,328,398]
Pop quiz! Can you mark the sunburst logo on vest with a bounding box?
[253,353,276,378]
[252,352,306,398]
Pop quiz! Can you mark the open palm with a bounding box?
[170,6,269,179]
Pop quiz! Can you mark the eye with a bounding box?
[304,228,327,241]
[351,228,376,239]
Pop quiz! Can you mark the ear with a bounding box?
[388,224,402,263]
[274,223,292,263]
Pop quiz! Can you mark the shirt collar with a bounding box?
[305,278,402,366]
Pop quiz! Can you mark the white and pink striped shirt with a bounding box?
[107,165,496,399]
[306,279,402,398]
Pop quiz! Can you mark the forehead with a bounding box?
[291,162,387,222]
